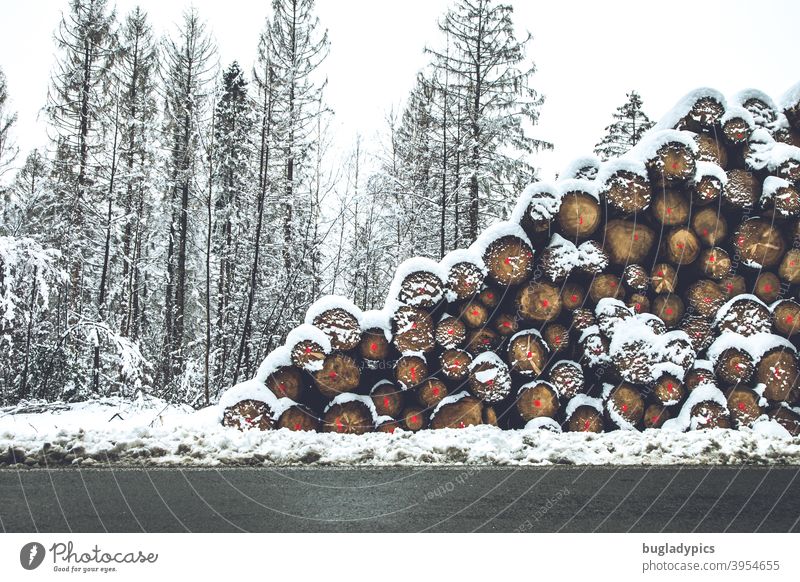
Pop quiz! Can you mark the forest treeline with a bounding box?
[0,0,646,405]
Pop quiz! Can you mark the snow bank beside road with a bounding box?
[1,397,799,467]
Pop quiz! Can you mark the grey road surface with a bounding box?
[0,466,798,532]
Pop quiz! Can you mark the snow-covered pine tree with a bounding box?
[0,67,18,182]
[265,0,330,335]
[212,61,255,389]
[159,8,217,390]
[44,0,121,397]
[427,0,552,241]
[232,20,279,383]
[1,150,52,238]
[593,90,655,161]
[115,7,160,345]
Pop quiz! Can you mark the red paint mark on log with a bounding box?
[527,351,533,358]
[571,294,578,302]
[621,404,628,413]
[672,162,678,170]
[454,360,461,366]
[658,270,664,277]
[471,309,479,316]
[709,255,715,262]
[634,233,639,241]
[738,402,746,411]
[336,420,344,432]
[667,207,672,214]
[410,367,417,381]
[482,338,490,345]
[486,293,494,300]
[504,257,511,265]
[579,216,583,225]
[294,423,301,430]
[370,343,378,351]
[787,316,794,324]
[554,336,561,344]
[703,228,709,236]
[447,328,454,335]
[665,308,674,315]
[764,284,772,292]
[534,399,541,407]
[542,299,550,307]
[329,371,337,379]
[583,420,591,431]
[304,346,312,354]
[635,303,641,312]
[503,321,512,328]
[458,421,465,428]
[432,387,440,396]
[383,397,390,408]
[411,415,418,424]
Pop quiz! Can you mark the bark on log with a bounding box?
[622,264,649,292]
[397,270,444,309]
[313,353,361,399]
[468,356,513,402]
[692,171,725,206]
[716,296,772,336]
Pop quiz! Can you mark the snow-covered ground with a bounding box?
[1,395,799,467]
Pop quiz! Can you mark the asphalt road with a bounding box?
[0,466,798,533]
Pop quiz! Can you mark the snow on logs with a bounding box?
[219,82,800,437]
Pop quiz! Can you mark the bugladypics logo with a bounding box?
[20,542,46,570]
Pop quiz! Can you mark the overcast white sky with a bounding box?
[1,0,799,180]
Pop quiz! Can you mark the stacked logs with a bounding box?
[222,83,800,438]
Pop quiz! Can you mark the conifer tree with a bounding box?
[594,90,655,161]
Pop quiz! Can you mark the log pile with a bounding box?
[221,83,800,438]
